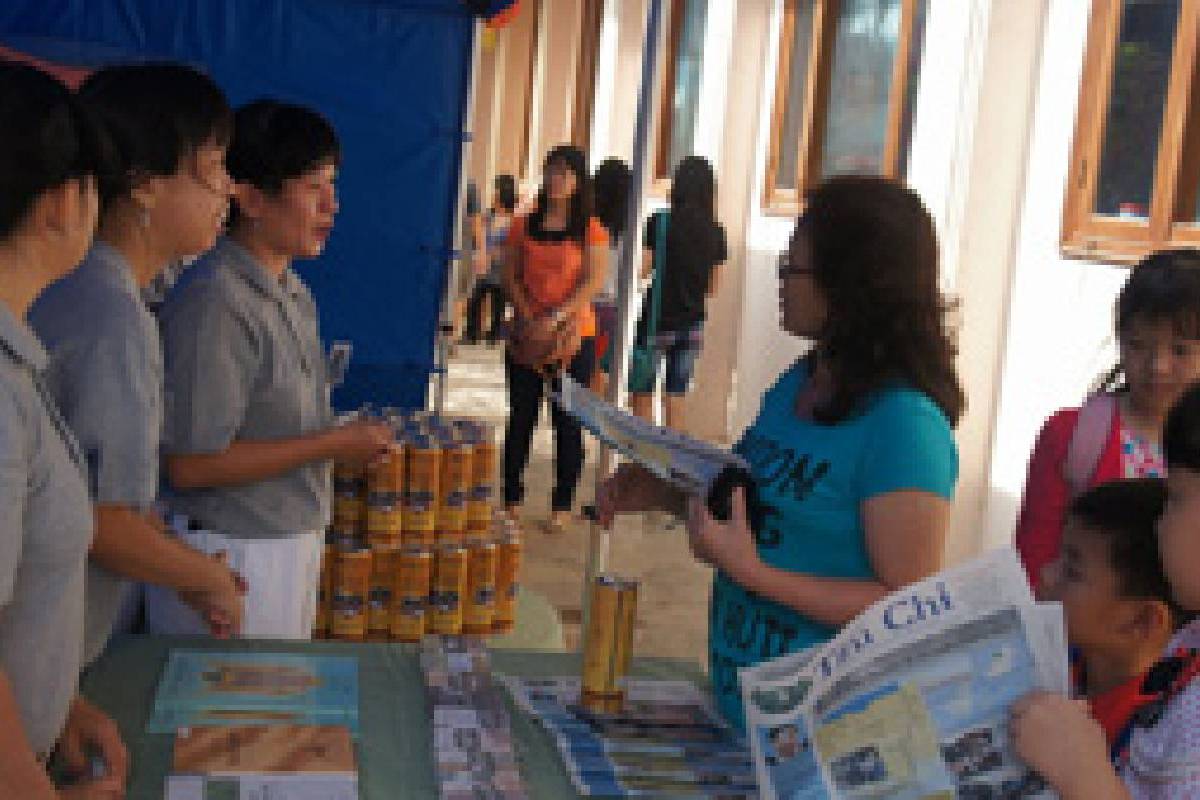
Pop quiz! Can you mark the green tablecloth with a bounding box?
[81,636,707,799]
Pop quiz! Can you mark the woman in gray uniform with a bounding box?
[31,63,246,662]
[0,60,128,799]
[153,100,391,638]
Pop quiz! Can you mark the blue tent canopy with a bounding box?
[0,0,476,411]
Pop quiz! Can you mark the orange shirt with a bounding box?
[508,215,608,338]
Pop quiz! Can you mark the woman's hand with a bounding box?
[686,487,761,582]
[1010,692,1128,799]
[180,551,247,638]
[595,463,680,528]
[323,419,392,466]
[58,696,128,791]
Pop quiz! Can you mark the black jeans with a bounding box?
[503,337,596,512]
[466,280,507,342]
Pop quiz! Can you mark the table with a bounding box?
[81,636,708,799]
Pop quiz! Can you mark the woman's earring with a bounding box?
[139,207,151,229]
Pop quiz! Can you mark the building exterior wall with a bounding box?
[469,0,1131,560]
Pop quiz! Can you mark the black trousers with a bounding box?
[503,338,596,512]
[465,280,507,342]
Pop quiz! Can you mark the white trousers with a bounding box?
[146,523,323,639]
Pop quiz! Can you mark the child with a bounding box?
[1013,385,1200,799]
[1040,479,1186,760]
[1017,250,1200,591]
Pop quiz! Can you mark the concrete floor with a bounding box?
[440,343,712,667]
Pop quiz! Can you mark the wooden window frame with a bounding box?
[572,0,604,154]
[1062,0,1200,264]
[762,0,925,216]
[654,0,690,186]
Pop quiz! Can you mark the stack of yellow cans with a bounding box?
[314,413,520,642]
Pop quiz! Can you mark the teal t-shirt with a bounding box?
[710,359,958,728]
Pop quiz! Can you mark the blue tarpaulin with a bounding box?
[0,0,475,410]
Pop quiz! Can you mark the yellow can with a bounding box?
[437,441,471,534]
[367,547,402,637]
[367,442,406,493]
[404,435,441,535]
[468,422,497,526]
[365,492,404,551]
[580,576,638,714]
[462,541,498,635]
[332,462,366,529]
[428,546,468,636]
[390,548,432,643]
[493,532,522,635]
[331,548,372,641]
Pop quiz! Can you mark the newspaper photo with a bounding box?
[742,549,1068,800]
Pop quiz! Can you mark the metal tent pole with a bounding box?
[580,0,668,650]
[434,17,485,415]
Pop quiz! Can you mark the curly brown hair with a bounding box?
[802,176,964,426]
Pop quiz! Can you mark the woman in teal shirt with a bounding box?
[598,176,963,727]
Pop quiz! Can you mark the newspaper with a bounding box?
[501,676,756,798]
[421,636,529,800]
[741,549,1068,800]
[556,376,750,503]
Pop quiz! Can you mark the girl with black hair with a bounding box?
[599,176,962,728]
[152,100,392,638]
[0,59,129,799]
[465,173,517,344]
[31,61,247,660]
[628,155,726,430]
[1017,250,1200,590]
[590,157,632,392]
[502,145,608,534]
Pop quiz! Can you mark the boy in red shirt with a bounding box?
[1039,478,1189,760]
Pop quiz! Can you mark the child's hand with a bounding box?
[1010,692,1127,799]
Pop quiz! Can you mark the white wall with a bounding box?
[982,0,1128,547]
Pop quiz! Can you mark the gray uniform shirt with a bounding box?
[0,304,93,756]
[30,243,163,664]
[160,238,333,539]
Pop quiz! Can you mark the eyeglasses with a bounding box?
[777,250,813,278]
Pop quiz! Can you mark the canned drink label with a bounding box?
[332,591,364,613]
[474,587,496,606]
[443,491,467,508]
[432,591,461,612]
[400,597,426,613]
[407,492,435,511]
[368,491,402,509]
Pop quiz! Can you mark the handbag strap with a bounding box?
[646,211,670,344]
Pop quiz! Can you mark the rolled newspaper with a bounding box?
[555,376,757,523]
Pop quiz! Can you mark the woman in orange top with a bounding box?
[502,145,608,533]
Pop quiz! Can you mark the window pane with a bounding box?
[819,0,903,178]
[1093,0,1180,220]
[776,1,817,191]
[665,0,709,176]
[899,0,929,179]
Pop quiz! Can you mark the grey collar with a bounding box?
[86,241,142,298]
[0,302,47,372]
[217,237,304,303]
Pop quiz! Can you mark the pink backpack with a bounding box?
[1064,393,1118,499]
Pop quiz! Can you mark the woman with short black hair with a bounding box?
[153,99,392,638]
[31,61,246,661]
[0,58,129,799]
